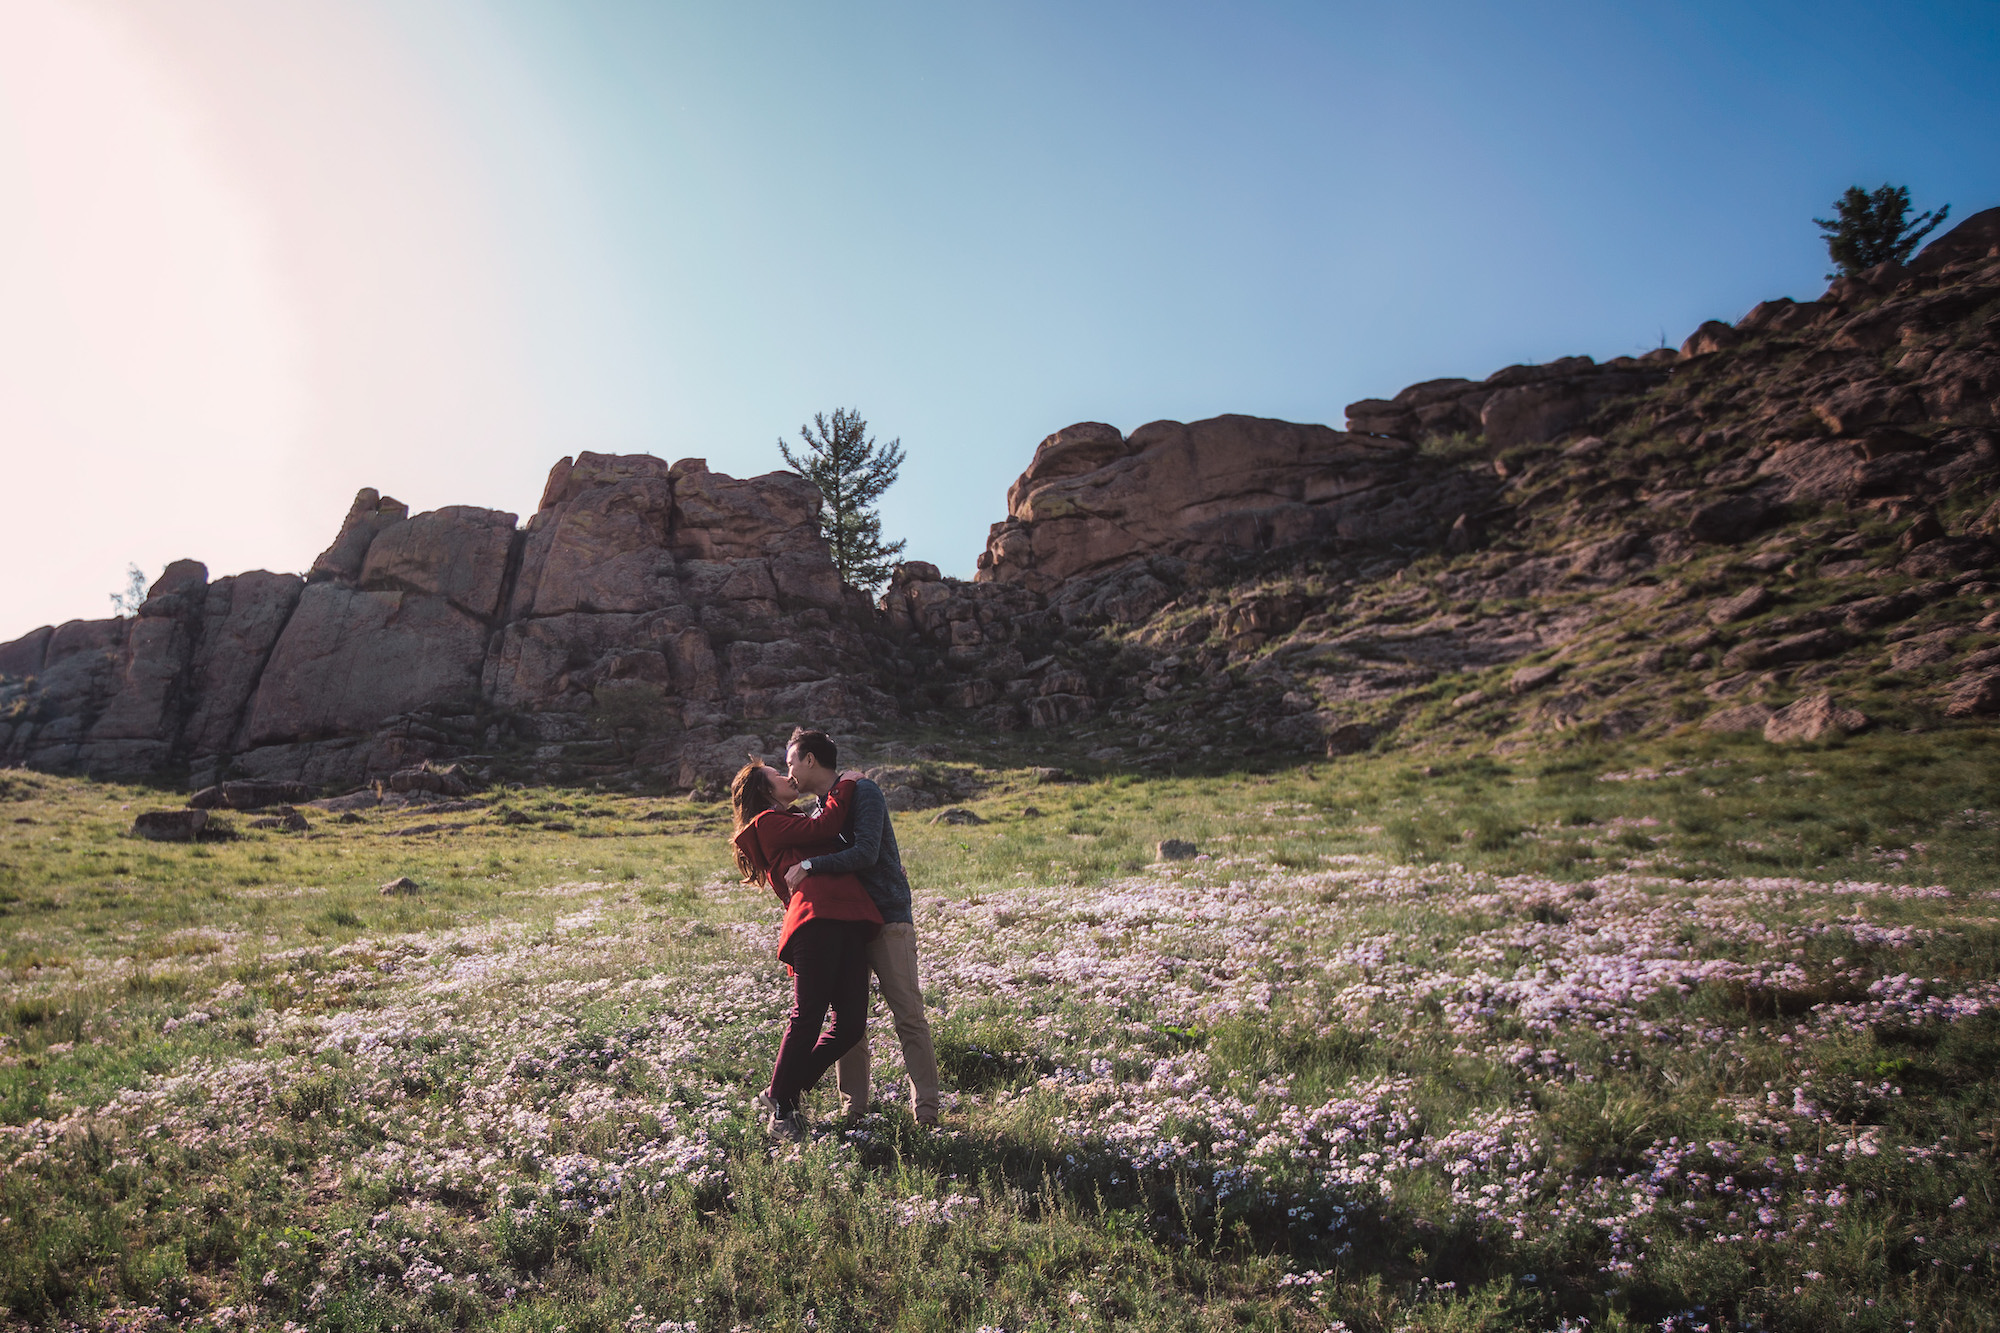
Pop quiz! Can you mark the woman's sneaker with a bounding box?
[754,1091,806,1141]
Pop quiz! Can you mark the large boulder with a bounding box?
[310,489,409,583]
[79,605,203,771]
[180,572,307,762]
[1481,381,1593,449]
[1347,358,1664,447]
[1946,668,2000,717]
[1345,378,1489,438]
[359,506,518,619]
[1341,398,1412,437]
[1707,586,1772,624]
[1686,494,1773,544]
[1897,537,1994,579]
[0,602,210,776]
[1001,422,1130,512]
[1736,298,1828,336]
[78,563,210,761]
[243,585,489,746]
[1763,693,1868,744]
[1755,440,1870,505]
[1681,321,1744,358]
[37,618,132,690]
[511,454,680,617]
[1701,703,1775,734]
[1920,351,2000,425]
[977,415,1459,593]
[1811,379,1923,435]
[490,452,870,737]
[141,559,210,610]
[1482,380,1627,449]
[0,626,53,679]
[668,460,829,562]
[509,454,838,621]
[132,809,212,841]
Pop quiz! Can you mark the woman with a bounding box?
[730,760,882,1139]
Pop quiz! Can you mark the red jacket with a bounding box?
[730,778,883,964]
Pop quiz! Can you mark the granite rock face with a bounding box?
[977,414,1496,594]
[1343,355,1672,449]
[510,456,677,618]
[0,454,897,788]
[180,572,307,766]
[311,489,410,584]
[360,506,517,619]
[0,563,217,777]
[243,586,493,747]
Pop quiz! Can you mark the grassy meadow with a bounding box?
[1,725,1999,1332]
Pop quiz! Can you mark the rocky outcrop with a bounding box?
[930,207,2000,760]
[131,809,216,841]
[0,562,217,778]
[0,626,51,680]
[481,455,890,787]
[977,414,1497,596]
[1343,355,1673,449]
[0,453,897,789]
[1763,693,1869,743]
[5,208,2000,787]
[242,586,492,747]
[310,489,409,584]
[360,506,518,619]
[180,572,307,767]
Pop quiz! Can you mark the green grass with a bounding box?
[0,724,1996,1330]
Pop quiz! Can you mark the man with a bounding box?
[784,726,941,1127]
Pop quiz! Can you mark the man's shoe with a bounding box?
[915,1111,940,1129]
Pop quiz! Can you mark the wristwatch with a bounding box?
[800,859,813,873]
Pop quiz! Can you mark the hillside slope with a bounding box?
[942,206,2000,765]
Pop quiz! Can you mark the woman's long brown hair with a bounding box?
[730,762,779,883]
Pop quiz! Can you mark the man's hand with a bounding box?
[784,862,807,890]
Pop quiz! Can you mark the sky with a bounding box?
[1,0,1997,642]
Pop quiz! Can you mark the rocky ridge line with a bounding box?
[3,207,1999,791]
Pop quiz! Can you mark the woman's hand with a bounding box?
[839,768,866,783]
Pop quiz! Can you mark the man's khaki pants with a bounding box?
[836,922,940,1122]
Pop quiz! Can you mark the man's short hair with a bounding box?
[787,727,837,769]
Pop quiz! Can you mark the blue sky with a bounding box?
[2,0,1996,638]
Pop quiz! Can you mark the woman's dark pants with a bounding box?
[768,919,873,1115]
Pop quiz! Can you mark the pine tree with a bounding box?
[1815,184,1950,278]
[108,563,147,617]
[778,408,907,592]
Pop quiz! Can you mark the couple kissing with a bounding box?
[729,727,941,1140]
